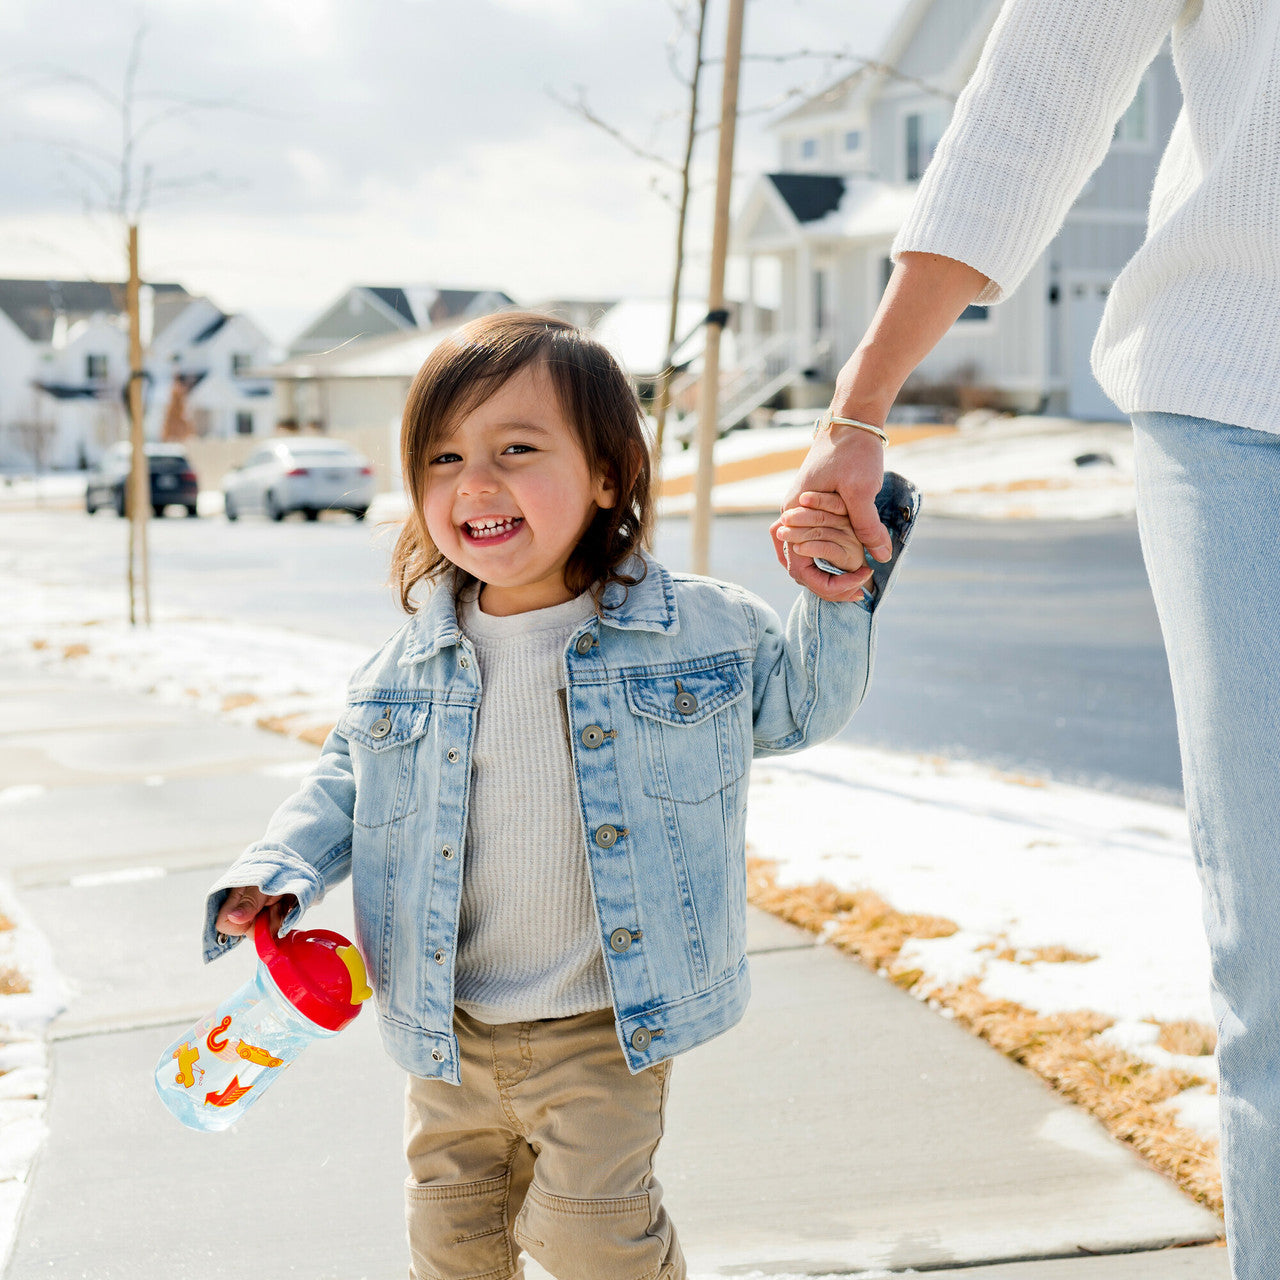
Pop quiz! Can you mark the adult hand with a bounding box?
[770,421,890,602]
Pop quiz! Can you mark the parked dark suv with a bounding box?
[86,442,200,518]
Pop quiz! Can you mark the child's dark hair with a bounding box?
[390,311,653,614]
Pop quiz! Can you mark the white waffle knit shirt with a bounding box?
[891,0,1280,434]
[454,589,612,1024]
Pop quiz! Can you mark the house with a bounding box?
[731,0,1180,422]
[0,279,275,469]
[287,284,517,358]
[147,299,274,440]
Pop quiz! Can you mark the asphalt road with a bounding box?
[7,504,1182,802]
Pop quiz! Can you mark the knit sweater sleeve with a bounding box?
[891,0,1186,304]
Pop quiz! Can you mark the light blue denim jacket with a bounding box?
[204,552,893,1082]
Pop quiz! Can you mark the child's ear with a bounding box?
[593,469,618,511]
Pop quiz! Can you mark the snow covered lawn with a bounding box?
[655,414,1136,520]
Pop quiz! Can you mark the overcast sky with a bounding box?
[1,0,908,345]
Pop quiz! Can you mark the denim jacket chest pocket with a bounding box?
[623,662,748,804]
[337,699,433,828]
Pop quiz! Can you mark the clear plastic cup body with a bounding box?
[154,964,336,1132]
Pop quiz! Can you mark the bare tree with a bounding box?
[14,23,251,625]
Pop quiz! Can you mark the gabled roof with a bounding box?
[360,286,517,329]
[773,70,867,127]
[766,173,847,224]
[192,313,229,344]
[0,279,188,343]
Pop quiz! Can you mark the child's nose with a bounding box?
[457,460,499,496]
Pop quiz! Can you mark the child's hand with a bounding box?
[771,492,875,600]
[216,886,296,937]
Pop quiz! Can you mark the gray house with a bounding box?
[731,0,1180,421]
[287,285,516,358]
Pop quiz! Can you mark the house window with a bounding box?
[235,412,254,436]
[1113,76,1150,145]
[85,354,108,381]
[844,129,862,152]
[231,352,253,377]
[905,106,948,181]
[801,137,818,160]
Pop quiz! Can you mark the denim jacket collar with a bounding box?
[398,552,679,665]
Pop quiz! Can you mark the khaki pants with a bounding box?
[404,1006,686,1280]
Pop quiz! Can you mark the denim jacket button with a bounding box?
[575,633,596,656]
[446,748,460,763]
[431,1048,445,1062]
[609,928,633,953]
[674,690,698,715]
[433,949,446,964]
[581,724,605,749]
[370,717,392,739]
[630,1027,652,1051]
[594,824,619,848]
[441,845,455,860]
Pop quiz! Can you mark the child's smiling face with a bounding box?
[422,362,616,616]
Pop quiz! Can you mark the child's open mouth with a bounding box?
[462,516,524,544]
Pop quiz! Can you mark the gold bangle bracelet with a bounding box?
[814,414,889,446]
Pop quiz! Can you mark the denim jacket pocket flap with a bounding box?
[339,700,431,752]
[624,665,746,727]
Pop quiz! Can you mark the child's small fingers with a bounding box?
[779,505,842,529]
[796,491,847,515]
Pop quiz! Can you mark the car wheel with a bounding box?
[224,495,239,522]
[86,496,96,515]
[186,505,199,518]
[352,508,368,522]
[114,490,126,518]
[303,507,319,522]
[152,504,165,518]
[266,492,285,522]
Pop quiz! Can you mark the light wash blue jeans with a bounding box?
[1131,411,1280,1278]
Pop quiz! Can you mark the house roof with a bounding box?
[0,279,188,343]
[361,286,516,329]
[192,313,229,344]
[766,173,847,224]
[773,69,867,127]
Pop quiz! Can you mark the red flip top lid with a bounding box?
[254,914,372,1032]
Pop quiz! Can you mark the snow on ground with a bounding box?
[656,415,1135,520]
[0,474,86,508]
[3,563,1213,1106]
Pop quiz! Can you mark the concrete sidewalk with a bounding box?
[0,665,1227,1278]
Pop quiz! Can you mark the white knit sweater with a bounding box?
[454,590,612,1024]
[891,0,1280,434]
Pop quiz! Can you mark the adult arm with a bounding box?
[777,0,1187,599]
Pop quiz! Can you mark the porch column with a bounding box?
[742,254,757,357]
[796,239,814,368]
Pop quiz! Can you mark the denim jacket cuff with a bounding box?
[202,845,327,963]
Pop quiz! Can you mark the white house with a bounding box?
[287,285,517,359]
[731,0,1180,422]
[0,279,275,469]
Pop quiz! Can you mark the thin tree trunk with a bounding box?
[652,0,708,475]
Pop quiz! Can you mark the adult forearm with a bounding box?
[832,251,991,425]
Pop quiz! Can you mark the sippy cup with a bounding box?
[154,913,372,1132]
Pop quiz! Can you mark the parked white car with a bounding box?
[221,439,375,522]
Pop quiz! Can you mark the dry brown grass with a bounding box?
[745,855,1225,1218]
[1159,1020,1218,1057]
[994,944,1100,965]
[255,714,334,749]
[221,692,260,712]
[0,914,16,932]
[29,638,48,651]
[62,643,89,660]
[0,968,31,996]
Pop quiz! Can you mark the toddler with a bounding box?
[205,311,912,1279]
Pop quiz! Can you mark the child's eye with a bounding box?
[503,443,535,455]
[429,451,462,465]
